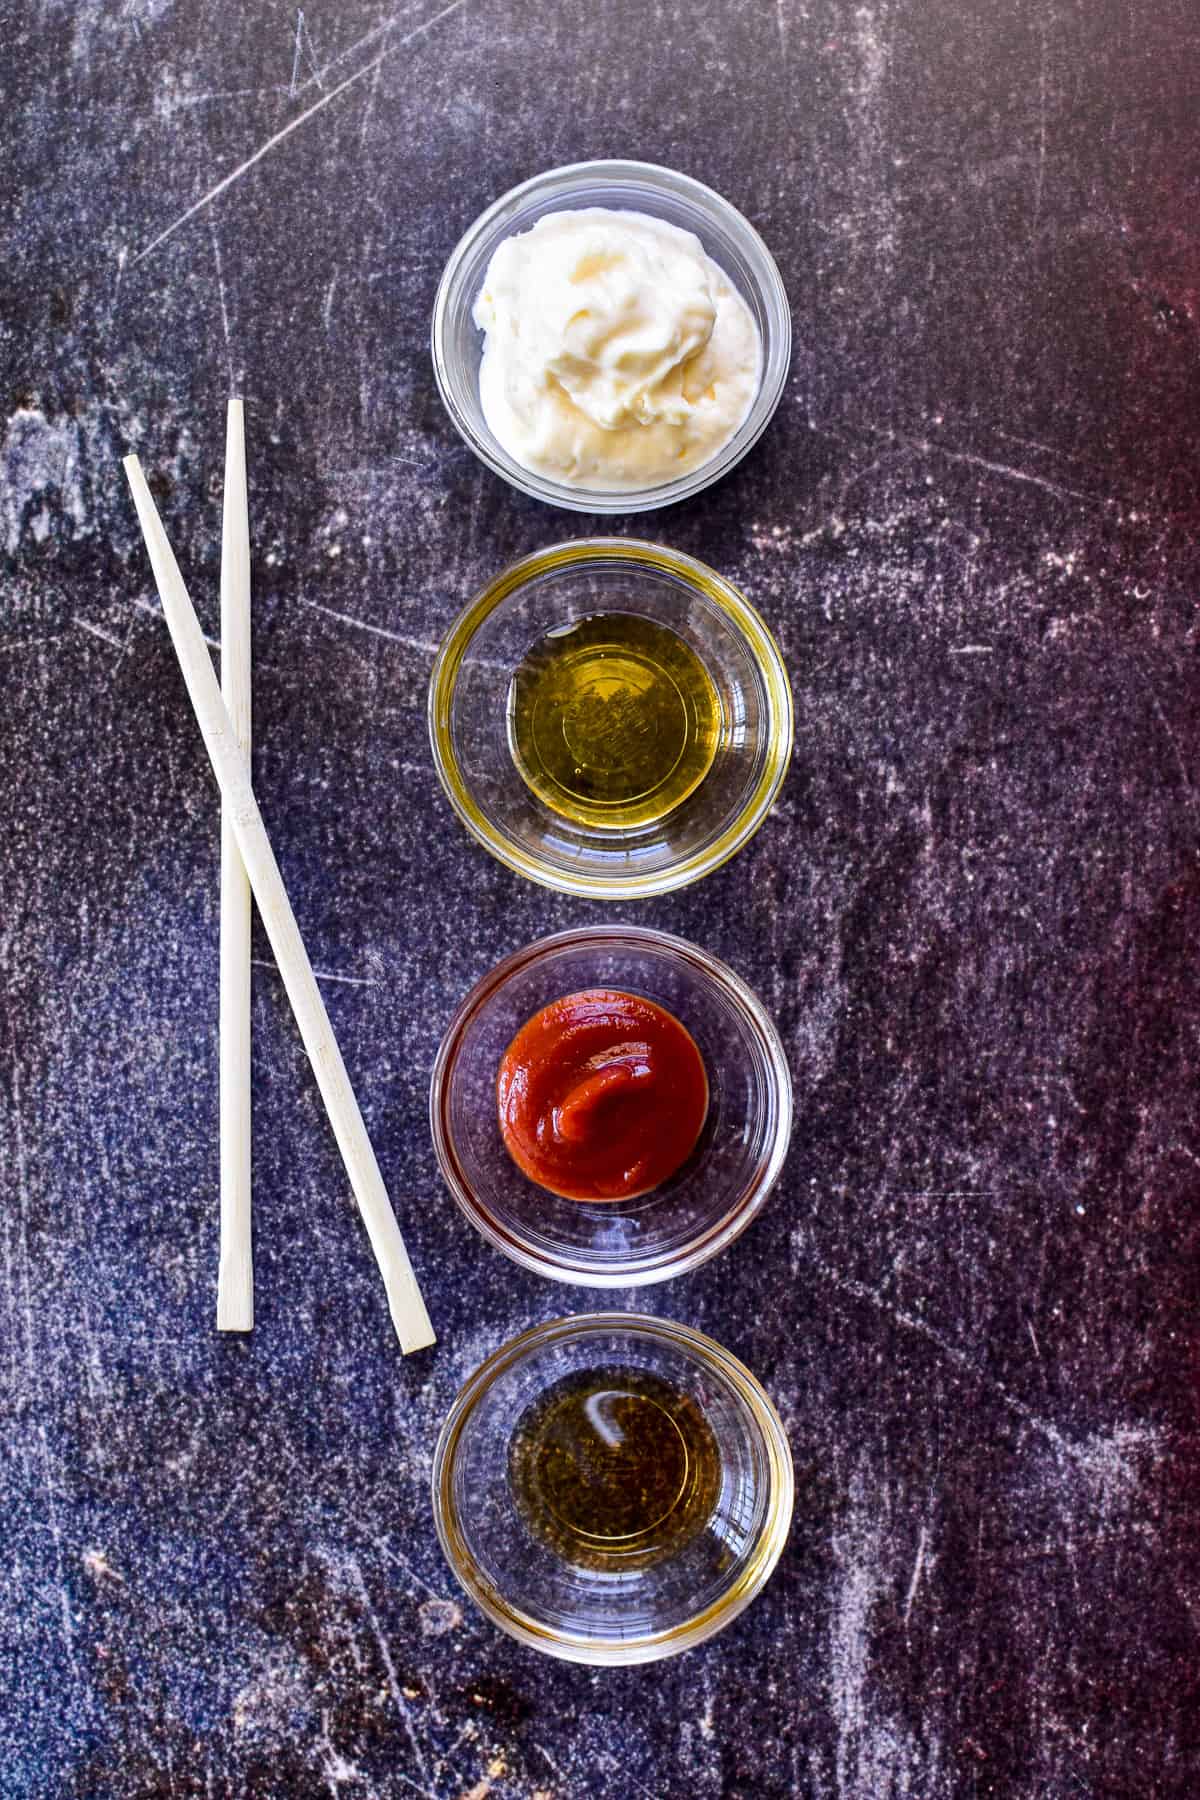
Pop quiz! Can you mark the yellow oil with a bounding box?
[506,613,722,831]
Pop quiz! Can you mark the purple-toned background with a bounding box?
[3,0,1199,1793]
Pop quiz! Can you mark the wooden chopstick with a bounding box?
[124,454,435,1354]
[216,400,253,1332]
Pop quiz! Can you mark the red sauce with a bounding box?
[496,989,709,1202]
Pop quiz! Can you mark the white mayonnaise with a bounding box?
[472,208,762,492]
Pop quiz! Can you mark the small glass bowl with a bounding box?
[431,159,791,513]
[432,1313,794,1664]
[429,926,792,1286]
[428,539,793,900]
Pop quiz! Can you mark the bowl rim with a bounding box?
[430,157,792,514]
[428,924,794,1286]
[426,537,794,900]
[431,1311,795,1665]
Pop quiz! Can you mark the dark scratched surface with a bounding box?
[3,0,1200,1793]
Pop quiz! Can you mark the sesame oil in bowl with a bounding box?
[506,610,722,833]
[428,541,793,900]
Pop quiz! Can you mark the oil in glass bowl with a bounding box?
[432,1314,796,1663]
[506,613,722,831]
[507,1364,722,1573]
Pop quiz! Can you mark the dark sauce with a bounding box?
[508,1365,722,1571]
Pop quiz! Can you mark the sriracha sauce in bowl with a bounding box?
[430,927,792,1287]
[496,989,710,1203]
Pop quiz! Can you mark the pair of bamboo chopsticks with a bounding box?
[124,406,435,1354]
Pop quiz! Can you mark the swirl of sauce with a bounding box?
[496,989,709,1202]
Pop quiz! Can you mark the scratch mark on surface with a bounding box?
[994,427,1082,464]
[827,1464,946,1792]
[274,1444,443,1618]
[289,13,305,94]
[251,957,376,989]
[843,417,1108,505]
[794,1225,1098,1466]
[132,53,391,264]
[433,1721,478,1790]
[296,597,438,655]
[73,616,125,652]
[903,1522,929,1626]
[776,0,788,58]
[289,8,323,95]
[327,454,428,476]
[209,214,235,392]
[949,644,994,656]
[131,594,220,652]
[393,1774,444,1800]
[173,87,290,110]
[209,1471,254,1531]
[534,1742,566,1782]
[894,1190,1002,1198]
[369,1535,441,1599]
[1132,654,1197,819]
[322,271,339,335]
[131,0,469,265]
[318,1711,361,1794]
[912,437,1095,505]
[344,1559,431,1786]
[358,57,386,145]
[292,2,422,97]
[38,1423,77,1672]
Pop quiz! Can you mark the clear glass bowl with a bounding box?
[429,926,792,1286]
[427,539,793,900]
[431,159,791,513]
[432,1313,794,1664]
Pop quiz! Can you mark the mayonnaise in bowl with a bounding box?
[471,209,762,493]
